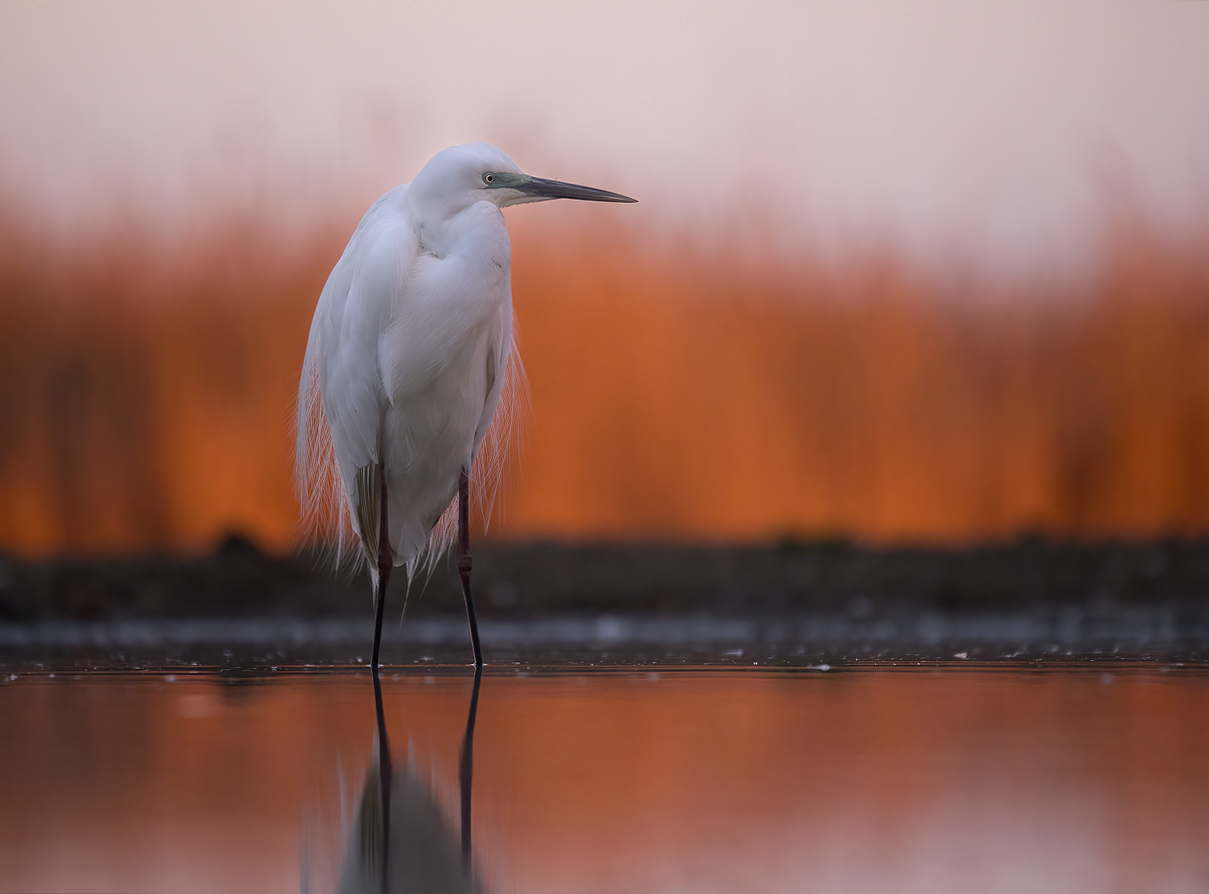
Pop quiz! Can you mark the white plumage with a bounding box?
[295,142,634,667]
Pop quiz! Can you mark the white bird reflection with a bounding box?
[306,668,484,894]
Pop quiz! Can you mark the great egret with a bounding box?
[296,142,635,669]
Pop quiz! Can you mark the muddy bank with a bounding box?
[1,536,1207,622]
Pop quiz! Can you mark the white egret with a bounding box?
[296,142,635,669]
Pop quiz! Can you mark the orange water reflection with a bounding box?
[1,669,1207,893]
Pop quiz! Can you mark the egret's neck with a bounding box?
[407,195,506,259]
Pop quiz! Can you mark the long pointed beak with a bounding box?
[517,175,636,203]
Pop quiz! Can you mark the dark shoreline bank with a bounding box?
[3,536,1207,622]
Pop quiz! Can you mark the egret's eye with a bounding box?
[483,173,495,184]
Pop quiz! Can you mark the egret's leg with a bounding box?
[457,468,484,668]
[372,472,392,672]
[458,663,483,872]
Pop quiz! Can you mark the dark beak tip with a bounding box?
[597,191,637,204]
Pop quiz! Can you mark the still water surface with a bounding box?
[2,667,1208,893]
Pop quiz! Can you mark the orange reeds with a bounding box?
[2,209,1208,556]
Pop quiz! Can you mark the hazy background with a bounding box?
[2,1,1209,555]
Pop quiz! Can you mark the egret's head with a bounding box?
[410,142,635,216]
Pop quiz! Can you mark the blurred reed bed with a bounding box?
[1,207,1208,556]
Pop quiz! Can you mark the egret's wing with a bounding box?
[296,187,417,562]
[472,303,513,455]
[466,306,525,532]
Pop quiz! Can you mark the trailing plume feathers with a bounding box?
[295,319,527,583]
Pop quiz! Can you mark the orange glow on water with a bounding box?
[2,211,1209,556]
[3,671,1209,893]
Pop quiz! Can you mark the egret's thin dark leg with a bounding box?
[372,472,392,672]
[372,664,392,892]
[458,663,482,872]
[457,468,483,668]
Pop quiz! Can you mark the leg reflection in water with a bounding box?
[323,668,484,894]
[459,664,483,873]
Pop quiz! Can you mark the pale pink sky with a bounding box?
[2,1,1208,271]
